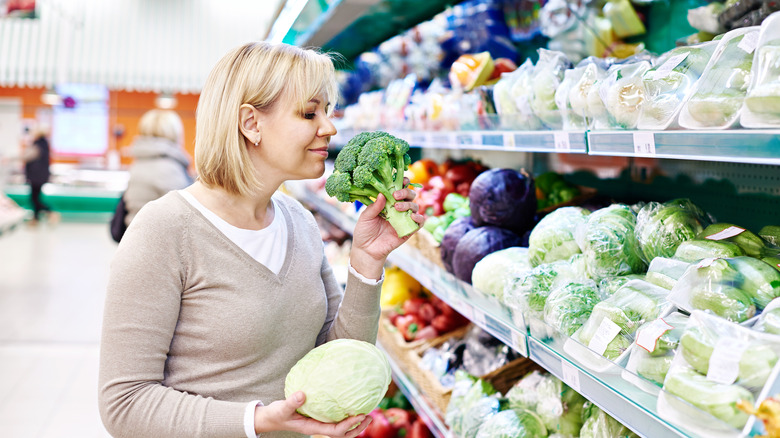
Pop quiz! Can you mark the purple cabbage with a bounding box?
[452,226,524,284]
[469,168,537,235]
[440,217,476,274]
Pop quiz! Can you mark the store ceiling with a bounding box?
[0,0,284,94]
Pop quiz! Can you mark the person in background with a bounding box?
[98,42,423,438]
[22,125,59,226]
[123,109,194,229]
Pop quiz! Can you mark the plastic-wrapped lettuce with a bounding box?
[574,280,670,361]
[535,374,586,437]
[638,42,717,129]
[579,204,646,280]
[753,297,780,335]
[556,63,588,130]
[635,199,712,263]
[503,254,589,328]
[528,206,590,267]
[744,39,780,124]
[673,239,744,263]
[663,368,754,429]
[597,274,645,296]
[506,370,546,411]
[698,222,780,259]
[461,396,502,438]
[445,374,496,436]
[475,409,547,438]
[472,247,531,302]
[626,313,690,388]
[568,58,611,129]
[645,257,690,290]
[596,60,652,129]
[759,225,780,246]
[579,403,638,438]
[684,29,758,128]
[530,49,571,129]
[502,59,544,130]
[543,281,601,337]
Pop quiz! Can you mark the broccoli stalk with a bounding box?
[325,131,419,238]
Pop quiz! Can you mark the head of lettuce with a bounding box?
[284,339,392,423]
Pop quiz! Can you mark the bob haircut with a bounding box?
[195,42,339,196]
[138,109,184,145]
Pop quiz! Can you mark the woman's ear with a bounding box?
[238,104,261,146]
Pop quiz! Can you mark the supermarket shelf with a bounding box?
[377,342,450,438]
[287,0,381,48]
[0,207,26,237]
[587,129,780,165]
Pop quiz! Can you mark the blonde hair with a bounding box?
[195,42,339,196]
[138,109,184,145]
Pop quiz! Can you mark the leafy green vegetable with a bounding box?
[472,247,531,302]
[754,304,780,335]
[664,368,754,429]
[445,375,496,436]
[579,403,639,438]
[506,371,546,411]
[284,339,391,422]
[582,204,646,280]
[646,257,690,290]
[745,42,780,117]
[475,409,547,438]
[462,396,502,438]
[535,374,586,436]
[597,274,645,296]
[673,239,744,263]
[504,255,589,320]
[636,354,674,386]
[698,223,776,258]
[528,206,589,267]
[544,281,601,336]
[728,256,780,308]
[636,199,711,262]
[760,225,780,246]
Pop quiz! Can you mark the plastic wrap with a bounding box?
[597,274,645,296]
[555,63,587,130]
[578,204,646,281]
[543,280,601,337]
[638,42,717,130]
[573,280,671,361]
[592,60,652,129]
[503,254,589,330]
[475,409,547,438]
[673,239,745,263]
[528,206,589,267]
[472,247,531,302]
[579,403,639,438]
[645,257,690,290]
[635,199,712,263]
[567,58,611,129]
[697,222,779,259]
[445,375,495,436]
[535,374,587,437]
[506,370,546,411]
[680,27,760,129]
[670,255,780,322]
[461,396,502,438]
[742,11,780,127]
[759,225,780,246]
[529,49,571,129]
[659,310,780,433]
[753,297,780,334]
[624,313,691,392]
[494,59,544,130]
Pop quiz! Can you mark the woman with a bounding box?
[98,42,422,438]
[123,109,193,228]
[22,126,58,225]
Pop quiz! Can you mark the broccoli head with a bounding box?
[325,131,419,238]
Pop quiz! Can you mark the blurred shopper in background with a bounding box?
[123,109,193,228]
[22,125,59,226]
[99,42,422,438]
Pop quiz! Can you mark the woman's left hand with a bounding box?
[350,181,423,279]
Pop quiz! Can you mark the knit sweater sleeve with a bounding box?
[98,196,247,438]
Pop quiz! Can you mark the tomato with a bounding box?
[360,409,394,438]
[401,297,428,316]
[408,418,433,438]
[417,303,437,323]
[444,164,478,187]
[385,408,412,436]
[413,325,438,341]
[395,314,421,342]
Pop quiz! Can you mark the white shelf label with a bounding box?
[705,225,745,241]
[561,360,582,392]
[636,318,673,353]
[503,132,516,149]
[472,133,482,146]
[472,307,487,327]
[553,132,571,151]
[651,52,689,80]
[510,329,527,356]
[633,132,656,155]
[588,317,622,356]
[707,338,748,385]
[738,31,760,54]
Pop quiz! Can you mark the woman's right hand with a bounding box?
[254,391,371,437]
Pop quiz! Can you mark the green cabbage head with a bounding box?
[284,339,391,422]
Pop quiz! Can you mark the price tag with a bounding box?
[636,318,673,353]
[561,360,582,392]
[504,132,516,149]
[707,338,749,385]
[651,52,689,80]
[511,329,527,356]
[553,132,571,151]
[633,131,656,155]
[472,132,482,146]
[705,225,745,240]
[738,31,760,54]
[471,306,487,328]
[587,317,622,356]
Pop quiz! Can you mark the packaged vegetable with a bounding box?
[645,257,690,290]
[698,222,780,259]
[543,280,601,338]
[579,402,639,438]
[535,374,587,437]
[743,25,780,127]
[529,49,571,129]
[506,370,546,411]
[475,409,547,438]
[568,58,611,129]
[638,42,717,130]
[556,63,588,130]
[505,59,545,130]
[754,297,780,335]
[573,280,671,361]
[597,274,645,296]
[461,396,502,438]
[681,27,760,129]
[445,374,495,436]
[760,225,780,246]
[471,247,531,303]
[624,313,691,391]
[635,199,713,263]
[594,60,652,129]
[528,206,589,267]
[578,204,646,280]
[673,239,745,263]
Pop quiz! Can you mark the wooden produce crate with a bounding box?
[406,228,445,270]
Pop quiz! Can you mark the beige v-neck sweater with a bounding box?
[99,191,381,438]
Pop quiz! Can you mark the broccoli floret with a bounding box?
[325,131,419,238]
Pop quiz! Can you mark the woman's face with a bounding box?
[253,92,336,184]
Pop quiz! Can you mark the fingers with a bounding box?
[362,193,387,218]
[393,201,418,213]
[286,391,305,413]
[393,188,417,202]
[331,414,370,438]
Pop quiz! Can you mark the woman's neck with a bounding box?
[186,181,277,230]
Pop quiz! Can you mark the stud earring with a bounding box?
[254,139,259,146]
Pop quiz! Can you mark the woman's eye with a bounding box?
[304,113,316,120]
